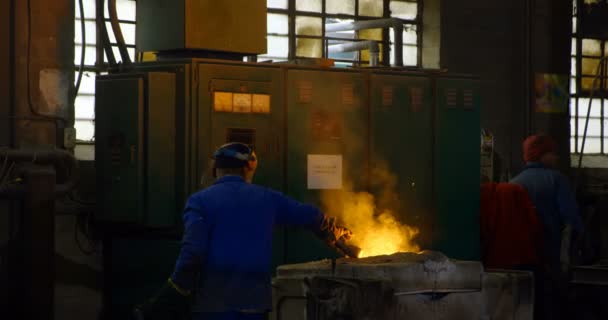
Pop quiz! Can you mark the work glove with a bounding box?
[318,216,351,243]
[133,278,191,320]
[316,215,360,257]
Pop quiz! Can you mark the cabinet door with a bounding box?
[197,63,285,269]
[434,77,481,260]
[370,73,433,248]
[285,69,368,263]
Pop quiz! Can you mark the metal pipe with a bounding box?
[327,40,380,66]
[0,148,78,197]
[325,18,404,66]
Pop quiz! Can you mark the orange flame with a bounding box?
[330,192,420,258]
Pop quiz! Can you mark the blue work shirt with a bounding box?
[510,162,583,266]
[170,175,325,313]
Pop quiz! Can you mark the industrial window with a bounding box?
[570,0,608,154]
[262,0,421,67]
[74,0,420,142]
[74,0,136,142]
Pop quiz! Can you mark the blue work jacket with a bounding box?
[170,175,325,313]
[510,162,583,266]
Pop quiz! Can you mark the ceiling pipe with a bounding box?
[328,40,380,67]
[325,18,404,67]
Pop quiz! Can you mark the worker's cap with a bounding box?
[523,134,557,162]
[212,142,257,168]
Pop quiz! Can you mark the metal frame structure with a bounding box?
[267,0,421,66]
[571,0,608,154]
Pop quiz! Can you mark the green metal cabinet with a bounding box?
[370,72,434,247]
[196,63,285,191]
[95,72,177,228]
[284,69,368,263]
[195,62,287,268]
[434,76,481,260]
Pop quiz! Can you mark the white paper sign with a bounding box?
[307,155,342,190]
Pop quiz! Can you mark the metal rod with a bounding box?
[325,18,404,66]
[327,40,380,66]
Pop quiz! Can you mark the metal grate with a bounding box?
[570,0,608,154]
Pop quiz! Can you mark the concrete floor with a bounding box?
[54,214,102,320]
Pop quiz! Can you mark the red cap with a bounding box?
[523,134,557,162]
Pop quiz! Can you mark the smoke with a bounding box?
[321,160,420,258]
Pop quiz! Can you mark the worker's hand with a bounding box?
[133,279,191,320]
[334,225,353,241]
[317,216,352,243]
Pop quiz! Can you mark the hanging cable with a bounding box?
[107,0,132,64]
[74,0,86,100]
[98,0,117,67]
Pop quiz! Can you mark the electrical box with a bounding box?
[95,72,177,228]
[434,76,481,260]
[370,72,434,248]
[285,69,368,263]
[137,0,267,54]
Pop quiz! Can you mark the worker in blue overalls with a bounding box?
[135,142,352,320]
[510,134,583,320]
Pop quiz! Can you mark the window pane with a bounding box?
[582,39,601,56]
[403,45,418,66]
[296,16,323,36]
[404,25,417,45]
[266,35,289,57]
[326,0,355,15]
[359,29,382,41]
[74,20,97,45]
[75,71,96,95]
[267,0,288,9]
[578,98,602,117]
[75,95,95,120]
[75,0,96,19]
[75,45,98,66]
[296,38,322,58]
[571,38,577,55]
[579,138,601,153]
[268,13,289,35]
[573,17,577,34]
[106,22,136,45]
[75,120,95,141]
[577,118,602,136]
[582,76,600,90]
[390,1,418,20]
[582,58,600,76]
[570,77,576,94]
[296,0,322,13]
[571,137,576,153]
[104,0,136,21]
[570,98,577,116]
[571,57,577,76]
[389,25,418,45]
[360,0,384,17]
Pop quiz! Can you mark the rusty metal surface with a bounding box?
[11,0,74,147]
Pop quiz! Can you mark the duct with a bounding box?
[328,40,379,67]
[325,18,404,67]
[0,148,78,197]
